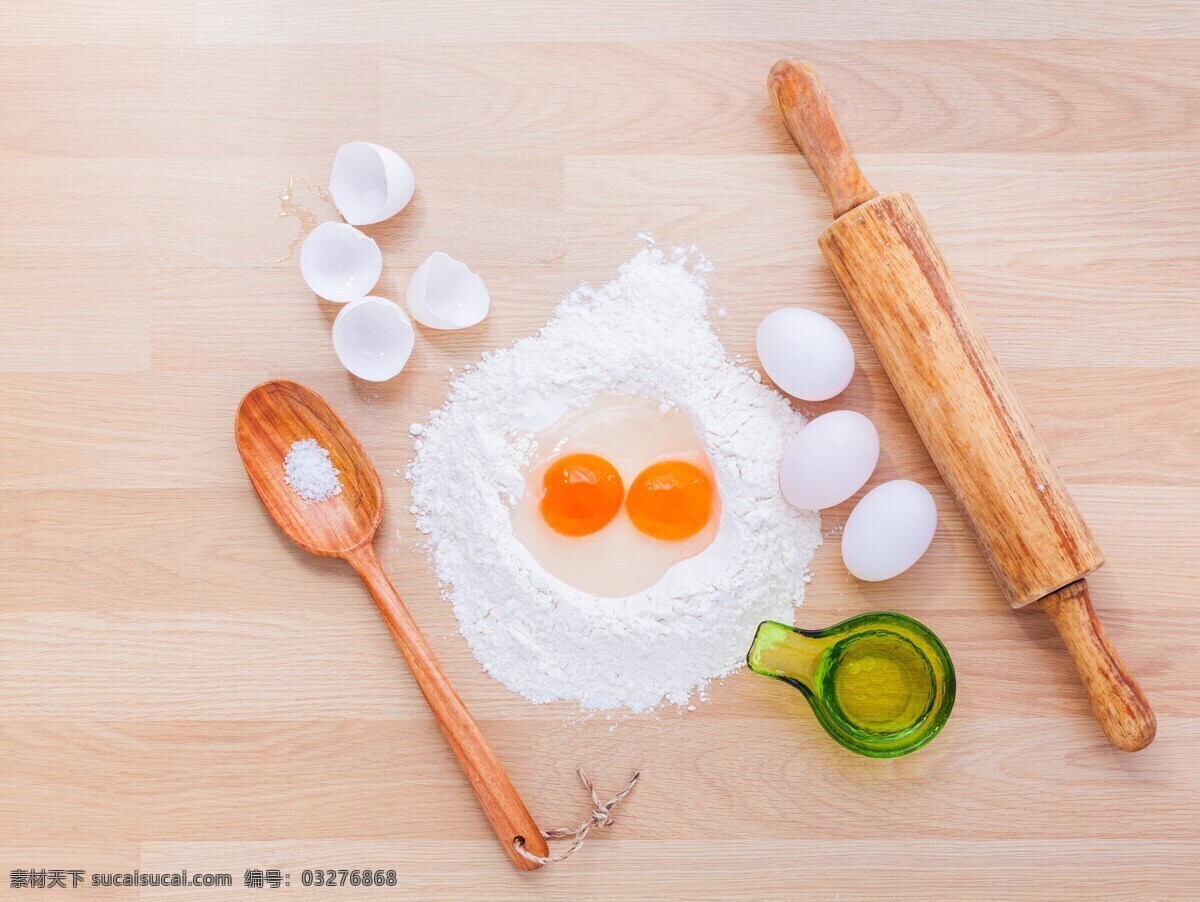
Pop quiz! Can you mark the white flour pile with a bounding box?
[283,438,342,502]
[407,246,820,711]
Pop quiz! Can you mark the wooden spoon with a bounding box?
[234,379,548,870]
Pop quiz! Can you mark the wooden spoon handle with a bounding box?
[344,544,549,869]
[768,59,877,219]
[1040,579,1156,752]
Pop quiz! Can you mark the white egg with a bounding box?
[756,308,855,401]
[779,410,879,510]
[299,222,382,303]
[329,141,415,226]
[406,251,490,330]
[842,480,938,581]
[331,296,414,382]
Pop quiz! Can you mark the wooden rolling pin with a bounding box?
[768,60,1155,752]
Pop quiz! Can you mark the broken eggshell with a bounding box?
[300,222,382,303]
[406,251,490,330]
[332,296,414,382]
[329,141,415,226]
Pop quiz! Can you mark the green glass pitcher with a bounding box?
[747,613,955,758]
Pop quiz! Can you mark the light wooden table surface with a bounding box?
[3,2,1198,899]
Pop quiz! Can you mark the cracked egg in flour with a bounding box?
[511,392,721,597]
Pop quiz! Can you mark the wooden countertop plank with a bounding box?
[1,1,1197,896]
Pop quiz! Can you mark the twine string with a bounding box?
[513,767,640,865]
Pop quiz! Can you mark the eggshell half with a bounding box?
[300,222,382,303]
[406,251,490,330]
[329,141,415,226]
[332,296,415,382]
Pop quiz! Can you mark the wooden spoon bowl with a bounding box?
[234,379,547,869]
[236,380,382,556]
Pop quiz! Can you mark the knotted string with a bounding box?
[513,767,640,865]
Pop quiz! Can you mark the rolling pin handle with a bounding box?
[1040,579,1156,752]
[768,59,878,219]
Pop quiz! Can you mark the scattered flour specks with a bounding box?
[407,247,821,712]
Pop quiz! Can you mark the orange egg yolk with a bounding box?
[626,460,714,541]
[540,453,625,537]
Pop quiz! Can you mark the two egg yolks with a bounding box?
[540,453,713,541]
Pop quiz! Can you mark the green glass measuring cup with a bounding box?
[747,613,955,758]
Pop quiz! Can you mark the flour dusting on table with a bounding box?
[407,247,820,711]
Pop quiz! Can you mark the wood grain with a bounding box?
[777,59,1152,747]
[234,380,547,868]
[769,60,878,218]
[821,191,1107,608]
[1042,579,1155,752]
[1,1,1198,898]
